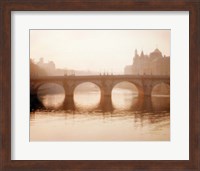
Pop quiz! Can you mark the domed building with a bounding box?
[150,48,162,60]
[124,48,170,75]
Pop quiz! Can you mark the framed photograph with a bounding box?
[1,0,199,170]
[30,29,171,142]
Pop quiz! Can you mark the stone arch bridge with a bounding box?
[30,75,170,110]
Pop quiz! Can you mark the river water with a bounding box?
[30,88,170,141]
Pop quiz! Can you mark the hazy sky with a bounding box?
[30,30,170,73]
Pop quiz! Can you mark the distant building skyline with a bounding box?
[30,30,170,73]
[124,48,170,75]
[32,57,101,76]
[31,46,170,76]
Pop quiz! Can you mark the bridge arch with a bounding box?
[151,81,170,96]
[37,83,65,109]
[73,80,103,92]
[30,75,170,110]
[73,82,101,110]
[31,80,64,94]
[30,81,65,110]
[63,80,103,110]
[111,81,140,110]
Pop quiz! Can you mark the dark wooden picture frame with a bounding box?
[0,0,199,170]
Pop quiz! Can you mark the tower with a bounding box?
[140,50,144,57]
[133,49,139,64]
[135,49,138,57]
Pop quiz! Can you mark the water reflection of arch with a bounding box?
[73,81,101,111]
[119,95,169,113]
[133,110,170,128]
[127,96,153,112]
[30,80,65,111]
[111,81,139,112]
[151,80,170,93]
[63,80,103,110]
[132,96,170,113]
[152,96,170,112]
[151,80,170,112]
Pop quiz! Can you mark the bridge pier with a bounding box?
[129,96,153,112]
[100,94,113,112]
[141,96,153,111]
[136,82,153,111]
[100,84,113,112]
[63,81,75,110]
[141,81,153,97]
[63,80,75,110]
[63,95,75,110]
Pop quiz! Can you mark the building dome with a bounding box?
[154,48,161,53]
[150,48,162,60]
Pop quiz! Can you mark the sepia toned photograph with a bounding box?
[30,30,170,141]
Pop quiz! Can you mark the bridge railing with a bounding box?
[31,74,170,81]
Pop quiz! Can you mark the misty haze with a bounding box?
[30,30,170,141]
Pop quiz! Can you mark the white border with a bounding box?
[11,11,189,160]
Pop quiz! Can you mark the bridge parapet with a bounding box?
[31,74,170,80]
